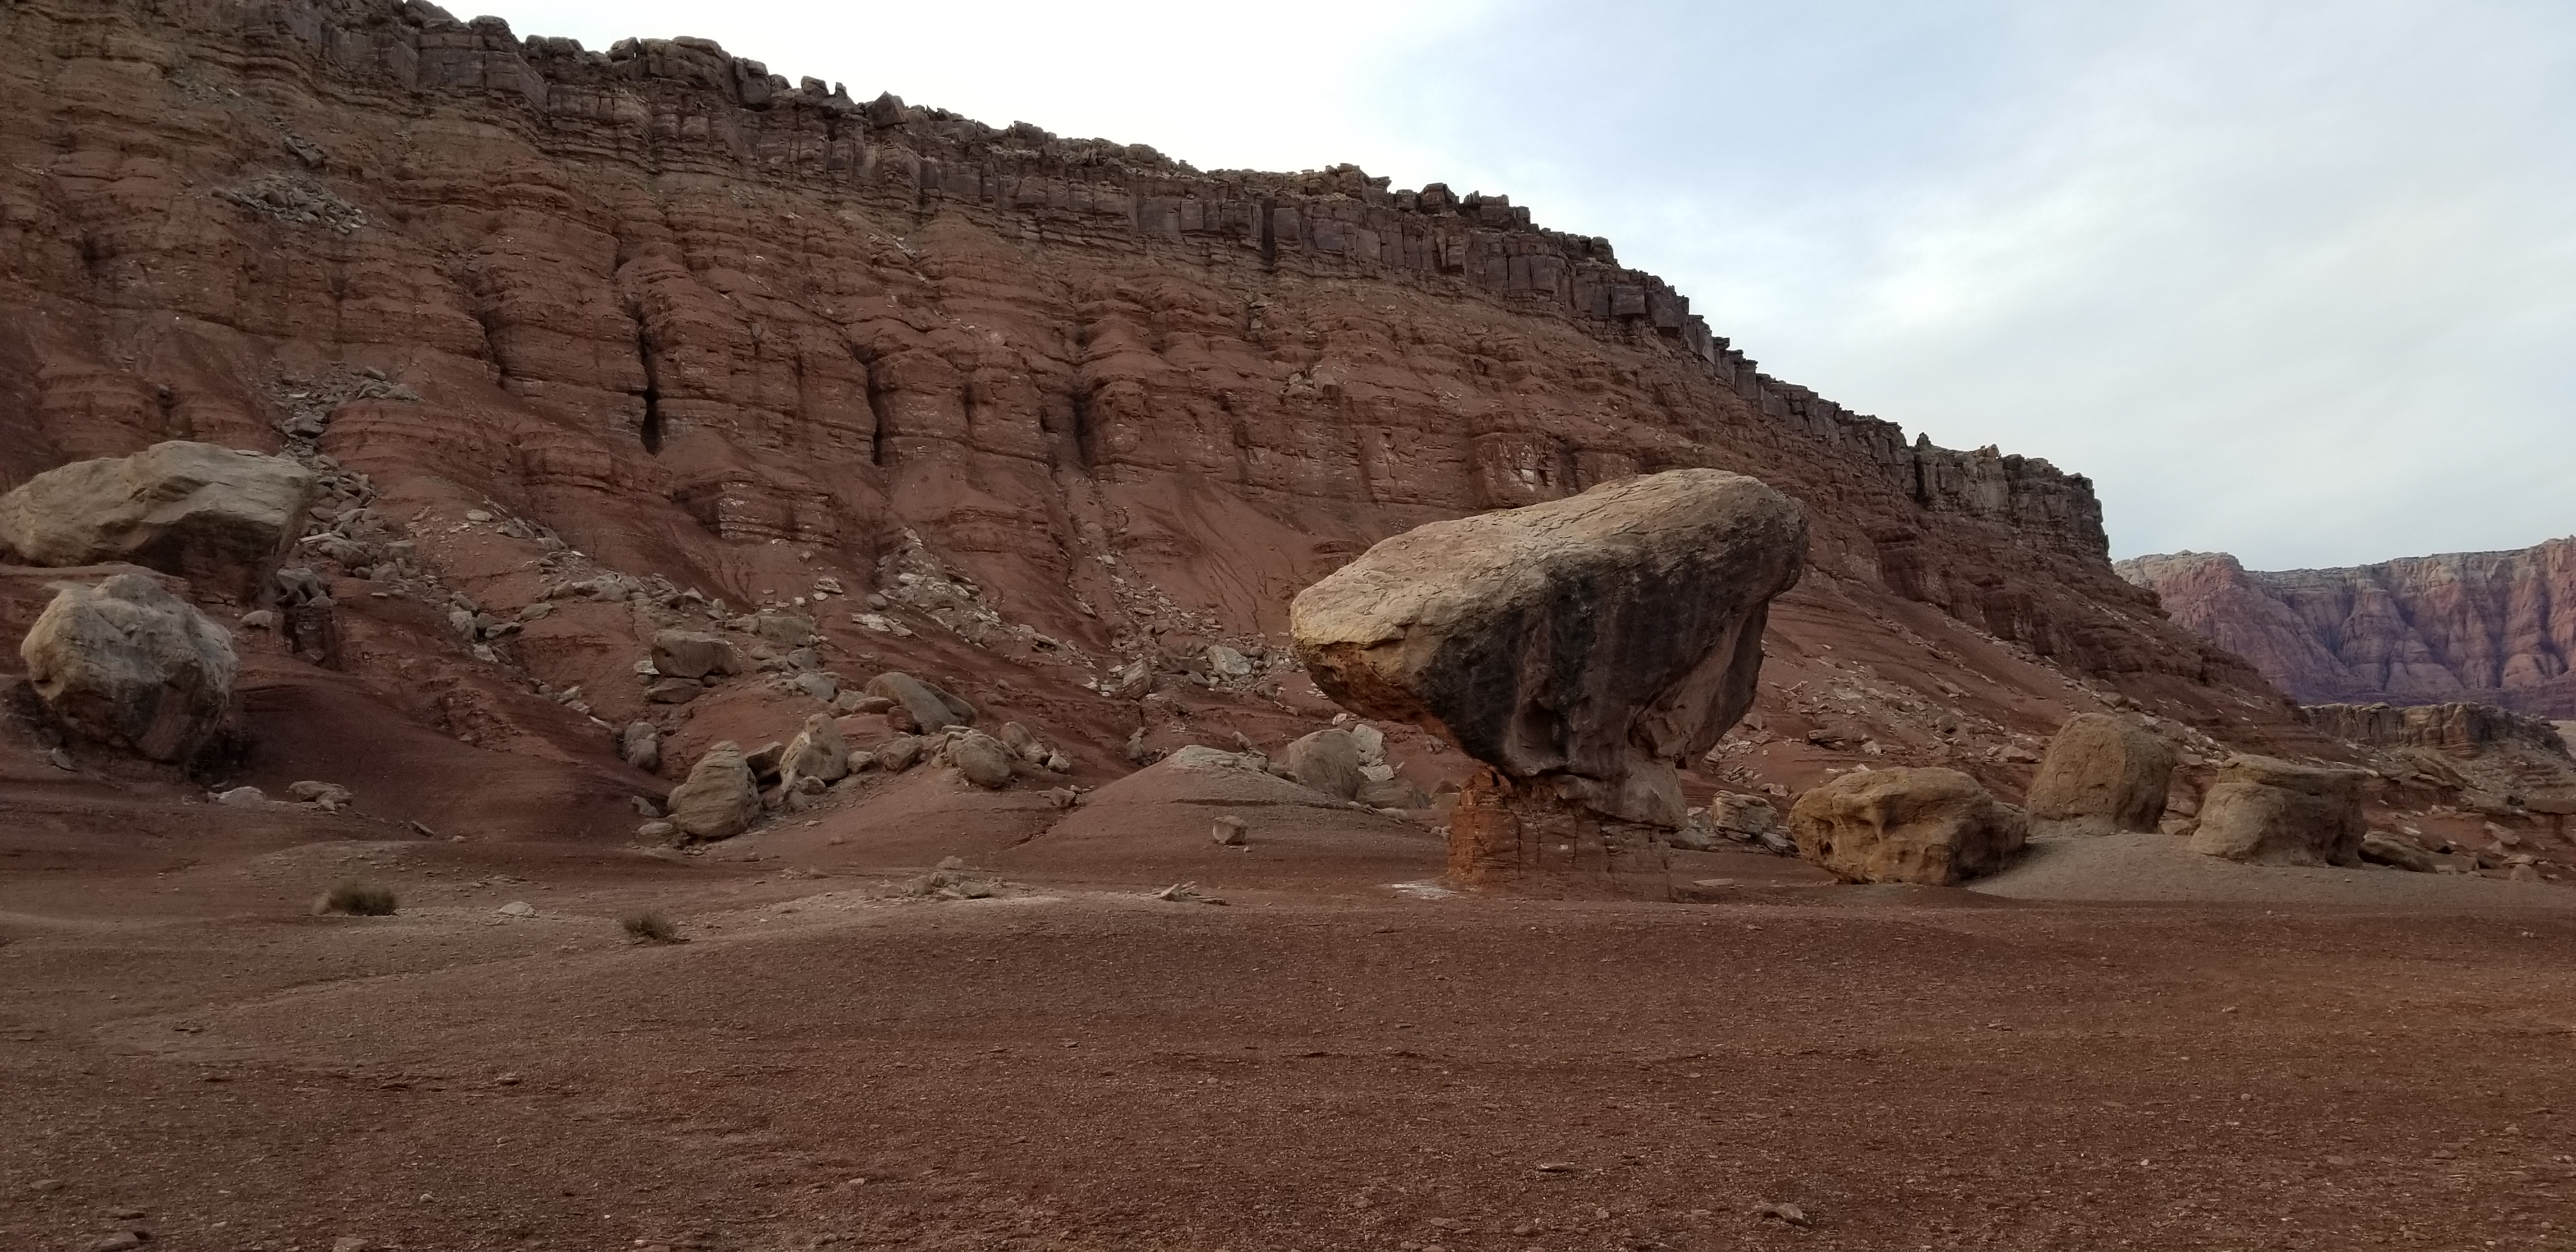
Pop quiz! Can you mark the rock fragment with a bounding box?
[1790,767,2028,885]
[620,721,663,773]
[780,713,850,787]
[2359,830,2437,873]
[650,630,744,680]
[20,573,238,762]
[1211,815,1247,845]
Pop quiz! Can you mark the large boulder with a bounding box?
[2188,754,2366,866]
[779,713,849,786]
[666,741,759,841]
[866,671,977,732]
[948,729,1015,789]
[2025,713,2175,835]
[1291,470,1805,896]
[19,573,238,761]
[0,443,314,600]
[1790,767,2029,885]
[650,630,744,681]
[1280,728,1365,800]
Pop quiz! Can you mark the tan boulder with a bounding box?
[1280,728,1365,800]
[1291,469,1805,896]
[780,713,849,786]
[666,741,758,840]
[1790,767,2029,885]
[949,729,1015,789]
[866,671,977,732]
[650,630,744,680]
[2188,754,2366,866]
[0,442,315,599]
[2025,713,2175,834]
[20,573,238,762]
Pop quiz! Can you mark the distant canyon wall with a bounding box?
[2121,540,2576,718]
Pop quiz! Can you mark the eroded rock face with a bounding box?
[2025,714,2175,835]
[1294,469,1807,894]
[0,443,314,600]
[1790,767,2028,885]
[666,741,759,840]
[2188,754,2366,867]
[20,573,238,762]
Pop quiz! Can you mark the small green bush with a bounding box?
[321,879,398,916]
[621,911,684,944]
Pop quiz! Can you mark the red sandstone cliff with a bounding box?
[0,0,2322,836]
[2121,541,2576,717]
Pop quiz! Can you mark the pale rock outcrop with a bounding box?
[780,712,849,786]
[948,729,1015,788]
[650,630,744,680]
[2025,713,2175,835]
[0,443,315,599]
[866,671,977,732]
[1791,767,2029,885]
[1292,469,1806,896]
[2188,754,2366,867]
[666,741,759,840]
[1280,728,1366,800]
[20,573,238,762]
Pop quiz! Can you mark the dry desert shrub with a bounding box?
[320,879,398,916]
[621,911,684,944]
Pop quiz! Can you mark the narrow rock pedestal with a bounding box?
[1448,768,1671,899]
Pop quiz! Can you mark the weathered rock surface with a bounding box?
[0,443,314,600]
[1280,728,1366,800]
[650,630,744,681]
[666,741,758,840]
[2122,542,2576,717]
[2025,713,2175,835]
[948,729,1015,789]
[2359,831,2439,873]
[866,673,977,733]
[2299,701,2571,760]
[780,713,848,786]
[620,721,662,773]
[2188,755,2367,867]
[1790,767,2029,885]
[20,573,238,762]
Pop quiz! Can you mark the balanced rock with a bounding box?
[1291,469,1806,896]
[2025,713,2175,835]
[780,713,849,786]
[949,729,1016,789]
[1791,767,2029,885]
[2188,754,2366,866]
[866,671,977,732]
[666,741,759,840]
[650,630,744,680]
[0,442,315,599]
[20,573,239,762]
[1280,728,1365,800]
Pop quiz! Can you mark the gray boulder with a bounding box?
[949,729,1015,789]
[650,629,745,681]
[1280,728,1365,800]
[20,573,238,761]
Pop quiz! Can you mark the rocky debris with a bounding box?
[948,729,1016,789]
[2301,701,2572,758]
[650,629,745,680]
[2359,831,2440,873]
[1791,767,2030,885]
[901,859,1004,900]
[1709,793,1791,853]
[2025,714,2175,836]
[216,172,366,233]
[287,779,352,811]
[877,735,928,773]
[666,741,760,841]
[1211,815,1248,846]
[1281,728,1366,800]
[1358,777,1430,810]
[1292,469,1806,896]
[0,442,316,600]
[20,573,240,763]
[620,721,662,773]
[638,820,677,841]
[780,713,851,789]
[2188,755,2367,867]
[866,671,977,732]
[1206,644,1253,678]
[2122,542,2576,719]
[1163,744,1272,773]
[497,900,536,917]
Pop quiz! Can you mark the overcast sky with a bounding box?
[480,0,2573,570]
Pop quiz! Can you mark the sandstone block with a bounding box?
[2188,754,2366,866]
[878,735,927,773]
[1281,728,1365,800]
[650,629,744,680]
[666,741,758,840]
[1211,815,1247,845]
[20,573,238,762]
[1790,767,2028,885]
[2359,830,2437,873]
[2026,713,2175,834]
[0,442,315,599]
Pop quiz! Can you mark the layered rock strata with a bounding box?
[2122,542,2576,717]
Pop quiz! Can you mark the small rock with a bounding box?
[333,1237,372,1252]
[45,747,74,771]
[214,785,266,806]
[1150,881,1227,905]
[464,509,494,523]
[89,1234,143,1252]
[288,780,353,811]
[1756,1202,1811,1228]
[1211,815,1247,846]
[238,609,278,630]
[1041,787,1080,810]
[498,901,535,917]
[29,1179,65,1193]
[637,820,677,840]
[949,730,1016,789]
